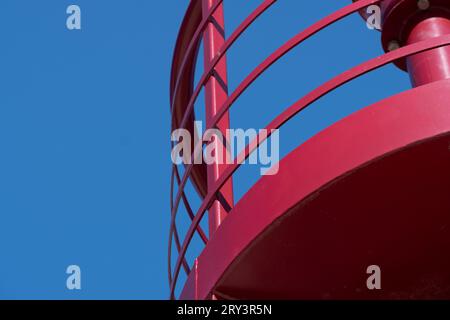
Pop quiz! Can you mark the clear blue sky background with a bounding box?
[0,1,410,299]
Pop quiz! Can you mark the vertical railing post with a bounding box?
[202,0,234,236]
[406,16,450,87]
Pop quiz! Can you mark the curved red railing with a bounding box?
[169,0,450,299]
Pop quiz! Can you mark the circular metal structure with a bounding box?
[354,0,450,76]
[169,0,450,299]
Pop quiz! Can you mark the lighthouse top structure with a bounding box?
[354,0,450,86]
[170,0,450,299]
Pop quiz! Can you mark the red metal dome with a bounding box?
[169,0,450,300]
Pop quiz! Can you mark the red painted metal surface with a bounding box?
[189,79,450,299]
[202,0,234,235]
[406,16,450,86]
[355,0,450,85]
[170,0,450,299]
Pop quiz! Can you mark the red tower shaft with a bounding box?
[202,0,234,236]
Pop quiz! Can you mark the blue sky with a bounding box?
[0,1,410,299]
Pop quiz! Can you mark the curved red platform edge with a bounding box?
[181,79,450,300]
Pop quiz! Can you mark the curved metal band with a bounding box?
[170,0,224,112]
[173,0,277,128]
[209,0,382,129]
[168,164,208,284]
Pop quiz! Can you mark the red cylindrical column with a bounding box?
[202,0,234,236]
[406,16,450,87]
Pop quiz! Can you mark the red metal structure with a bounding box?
[170,0,450,299]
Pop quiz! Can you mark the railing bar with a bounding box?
[209,0,381,130]
[174,166,209,244]
[170,0,224,113]
[168,168,175,285]
[173,0,277,129]
[168,166,191,283]
[174,223,191,274]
